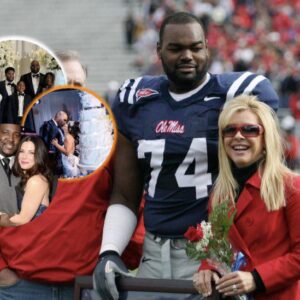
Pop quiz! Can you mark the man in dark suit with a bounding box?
[0,122,21,288]
[0,67,17,122]
[2,80,35,132]
[0,123,21,214]
[39,111,68,175]
[20,60,45,99]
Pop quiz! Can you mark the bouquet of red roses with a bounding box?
[184,200,236,274]
[184,201,252,300]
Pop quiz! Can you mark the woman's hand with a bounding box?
[216,271,256,296]
[51,138,58,147]
[193,270,220,297]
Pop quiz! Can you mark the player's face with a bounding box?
[18,141,36,170]
[31,60,40,74]
[157,22,209,93]
[223,110,265,168]
[0,124,21,157]
[6,70,15,82]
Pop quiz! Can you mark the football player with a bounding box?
[94,12,279,300]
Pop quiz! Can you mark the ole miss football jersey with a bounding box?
[113,72,278,238]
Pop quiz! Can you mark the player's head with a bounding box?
[56,50,87,86]
[5,67,15,82]
[157,12,209,93]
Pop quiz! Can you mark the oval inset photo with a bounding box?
[0,37,66,129]
[23,86,116,179]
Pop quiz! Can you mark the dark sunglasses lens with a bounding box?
[222,126,237,137]
[241,125,260,137]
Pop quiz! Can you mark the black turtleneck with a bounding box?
[231,159,266,293]
[231,160,261,202]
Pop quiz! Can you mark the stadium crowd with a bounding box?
[125,0,300,107]
[122,0,300,168]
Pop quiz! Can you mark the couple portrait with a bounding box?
[0,122,56,227]
[39,110,80,178]
[30,86,115,178]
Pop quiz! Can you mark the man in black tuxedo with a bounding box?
[39,111,68,175]
[3,81,35,132]
[20,60,45,99]
[0,67,17,122]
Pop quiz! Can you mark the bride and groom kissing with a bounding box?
[39,111,79,178]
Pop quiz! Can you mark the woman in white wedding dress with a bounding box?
[51,123,79,178]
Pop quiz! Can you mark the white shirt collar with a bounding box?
[52,118,58,126]
[169,73,210,102]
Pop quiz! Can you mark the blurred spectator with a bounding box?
[104,80,120,106]
[124,12,136,49]
[56,50,87,86]
[289,86,300,142]
[281,114,300,170]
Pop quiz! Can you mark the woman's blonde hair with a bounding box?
[212,94,292,211]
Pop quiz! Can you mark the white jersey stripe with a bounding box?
[119,79,131,103]
[226,71,252,101]
[243,75,266,94]
[128,76,142,104]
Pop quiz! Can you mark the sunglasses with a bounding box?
[222,123,264,138]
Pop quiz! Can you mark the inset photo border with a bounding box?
[22,85,116,180]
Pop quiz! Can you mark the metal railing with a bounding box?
[74,276,222,300]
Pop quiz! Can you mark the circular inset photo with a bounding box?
[23,86,116,179]
[0,37,66,131]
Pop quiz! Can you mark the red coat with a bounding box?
[0,166,145,283]
[228,172,300,299]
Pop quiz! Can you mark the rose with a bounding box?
[184,224,204,242]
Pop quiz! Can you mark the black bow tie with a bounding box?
[32,74,40,78]
[18,93,25,96]
[7,82,13,86]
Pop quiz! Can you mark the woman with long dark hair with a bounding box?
[42,72,55,91]
[1,136,53,226]
[51,123,79,177]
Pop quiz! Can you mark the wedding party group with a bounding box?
[0,60,56,132]
[0,9,300,300]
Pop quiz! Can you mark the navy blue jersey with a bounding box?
[112,72,278,238]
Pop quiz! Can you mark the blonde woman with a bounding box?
[193,95,300,299]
